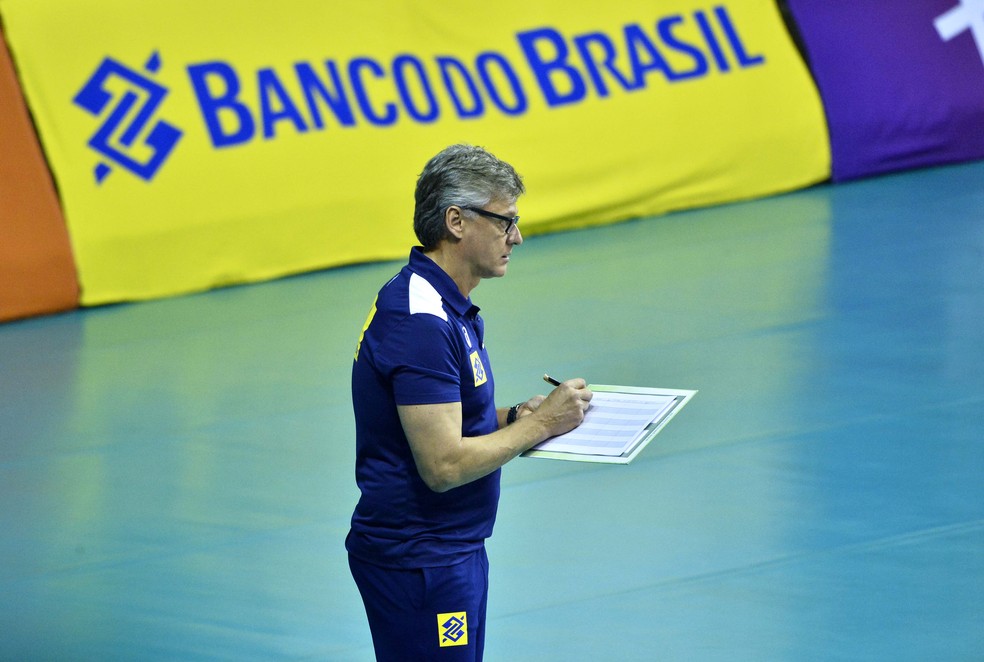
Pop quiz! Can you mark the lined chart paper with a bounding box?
[531,391,679,457]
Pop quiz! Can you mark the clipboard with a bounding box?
[521,384,697,465]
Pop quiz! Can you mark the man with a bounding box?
[347,144,592,661]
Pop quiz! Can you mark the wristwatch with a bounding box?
[506,403,522,425]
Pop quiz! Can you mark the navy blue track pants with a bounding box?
[349,548,489,661]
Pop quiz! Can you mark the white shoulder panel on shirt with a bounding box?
[408,273,448,321]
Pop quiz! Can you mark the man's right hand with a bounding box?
[533,378,593,437]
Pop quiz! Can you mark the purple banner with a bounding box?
[786,1,984,181]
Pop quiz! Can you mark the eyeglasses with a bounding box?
[461,206,520,236]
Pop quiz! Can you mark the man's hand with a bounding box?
[515,395,545,418]
[529,378,592,437]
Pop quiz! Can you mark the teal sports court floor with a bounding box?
[2,160,983,661]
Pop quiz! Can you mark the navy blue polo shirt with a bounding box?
[347,247,500,568]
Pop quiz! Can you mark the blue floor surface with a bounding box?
[2,161,983,660]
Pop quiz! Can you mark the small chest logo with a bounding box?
[469,351,487,387]
[437,612,468,647]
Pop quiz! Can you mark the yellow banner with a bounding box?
[0,0,829,305]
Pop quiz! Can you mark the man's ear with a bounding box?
[445,205,465,240]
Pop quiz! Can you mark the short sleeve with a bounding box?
[377,312,461,406]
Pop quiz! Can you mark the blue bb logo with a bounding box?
[74,52,182,184]
[437,612,468,647]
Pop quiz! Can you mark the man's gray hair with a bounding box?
[413,144,525,250]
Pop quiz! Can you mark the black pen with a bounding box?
[543,374,561,386]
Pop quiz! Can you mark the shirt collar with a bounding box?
[408,247,479,318]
